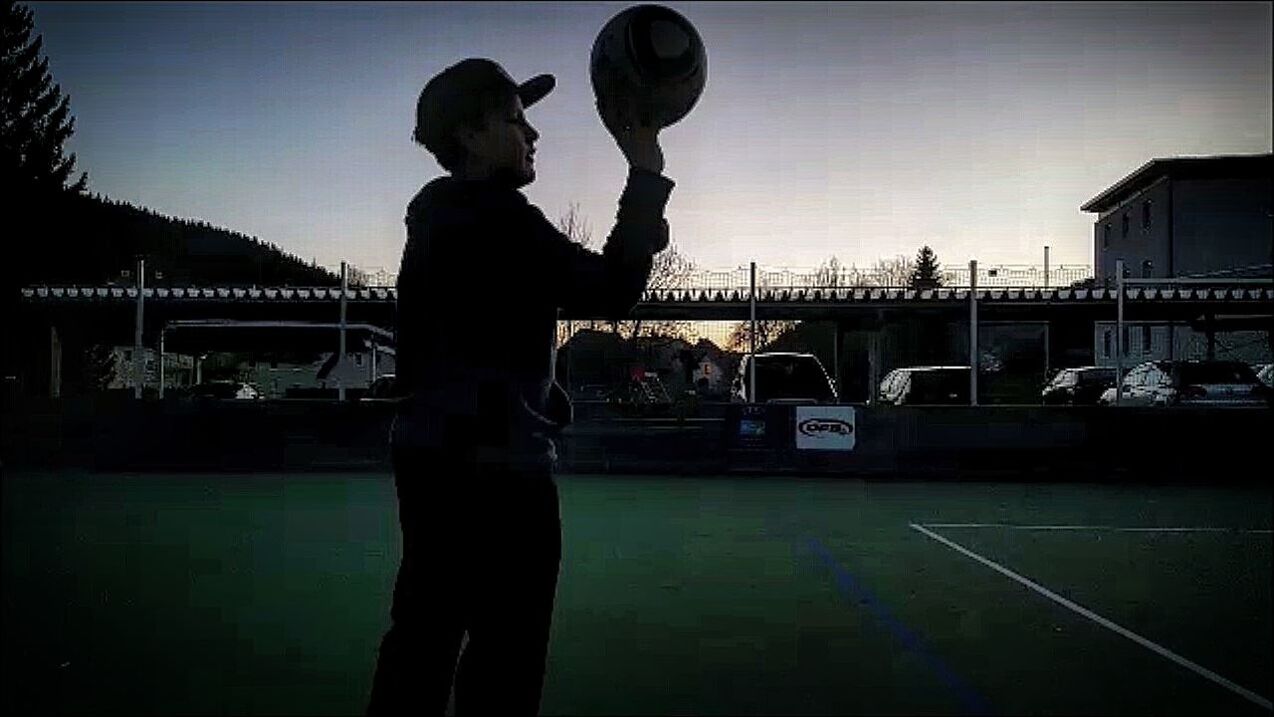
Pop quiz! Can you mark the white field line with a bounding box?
[909,522,1273,711]
[920,523,1272,534]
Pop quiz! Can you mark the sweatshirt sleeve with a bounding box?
[513,167,675,319]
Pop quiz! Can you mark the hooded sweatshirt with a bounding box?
[392,167,675,471]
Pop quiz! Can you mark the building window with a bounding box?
[1103,224,1111,249]
[1122,326,1130,355]
[1103,330,1111,358]
[1142,325,1152,354]
[1141,260,1153,278]
[1121,214,1130,238]
[1142,200,1152,230]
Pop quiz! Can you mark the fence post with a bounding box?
[159,328,166,399]
[749,261,757,402]
[832,320,841,401]
[134,257,145,399]
[1115,259,1124,405]
[969,260,978,406]
[338,261,347,401]
[49,325,61,399]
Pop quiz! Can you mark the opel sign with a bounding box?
[795,406,856,451]
[798,418,853,437]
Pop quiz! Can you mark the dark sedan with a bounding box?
[1042,367,1117,406]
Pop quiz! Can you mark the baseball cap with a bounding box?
[414,58,555,149]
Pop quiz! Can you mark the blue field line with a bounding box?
[802,536,995,716]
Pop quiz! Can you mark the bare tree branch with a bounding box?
[555,202,593,249]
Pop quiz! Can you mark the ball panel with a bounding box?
[590,4,707,129]
[648,20,690,60]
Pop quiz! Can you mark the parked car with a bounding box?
[1254,363,1273,388]
[731,352,838,404]
[1041,367,1118,406]
[1097,360,1271,407]
[610,371,673,416]
[877,366,970,405]
[190,380,260,400]
[571,383,613,401]
[360,373,400,401]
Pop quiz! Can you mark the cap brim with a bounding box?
[517,74,555,108]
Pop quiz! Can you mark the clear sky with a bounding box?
[29,1,1273,276]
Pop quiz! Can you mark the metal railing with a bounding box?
[641,263,1093,293]
[26,262,1094,295]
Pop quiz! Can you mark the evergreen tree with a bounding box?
[908,245,943,290]
[1,0,88,194]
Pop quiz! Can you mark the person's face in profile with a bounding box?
[458,94,539,188]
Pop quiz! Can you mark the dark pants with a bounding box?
[367,447,562,716]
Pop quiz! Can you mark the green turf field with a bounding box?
[3,471,1270,715]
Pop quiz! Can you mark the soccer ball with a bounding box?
[590,4,707,129]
